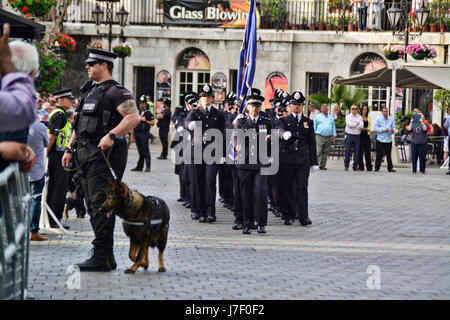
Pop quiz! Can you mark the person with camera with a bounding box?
[406,108,429,174]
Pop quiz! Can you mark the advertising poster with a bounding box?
[212,72,227,103]
[164,1,259,28]
[178,48,211,70]
[156,70,172,113]
[264,72,289,110]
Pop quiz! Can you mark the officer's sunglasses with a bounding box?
[86,61,99,67]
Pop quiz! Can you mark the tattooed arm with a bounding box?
[98,99,140,150]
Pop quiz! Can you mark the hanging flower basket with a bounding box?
[383,45,404,61]
[87,39,104,52]
[54,33,77,52]
[112,42,133,58]
[7,0,58,18]
[404,44,437,60]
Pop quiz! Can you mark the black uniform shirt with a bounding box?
[135,110,154,132]
[157,109,172,129]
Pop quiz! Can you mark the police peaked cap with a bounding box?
[186,96,198,106]
[184,91,198,102]
[289,90,306,104]
[224,91,237,104]
[53,88,75,100]
[198,84,214,97]
[85,48,118,64]
[269,88,287,103]
[245,88,264,107]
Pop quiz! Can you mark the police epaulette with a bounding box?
[115,83,125,89]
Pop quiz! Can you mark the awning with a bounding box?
[0,8,45,40]
[334,64,450,90]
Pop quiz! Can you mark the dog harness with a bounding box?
[121,197,162,228]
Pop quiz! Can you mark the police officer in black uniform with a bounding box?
[234,89,272,234]
[131,97,154,172]
[171,92,197,205]
[278,91,318,226]
[62,49,139,271]
[46,88,75,229]
[186,84,225,223]
[156,99,172,160]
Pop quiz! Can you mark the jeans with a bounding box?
[357,7,367,31]
[344,134,361,169]
[411,143,427,173]
[30,175,45,234]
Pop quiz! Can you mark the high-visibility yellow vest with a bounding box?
[47,108,72,151]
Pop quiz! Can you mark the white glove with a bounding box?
[233,113,245,126]
[219,157,226,164]
[282,131,292,140]
[265,135,271,142]
[310,165,319,172]
[176,126,184,134]
[188,121,195,131]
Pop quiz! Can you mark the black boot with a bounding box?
[76,248,114,272]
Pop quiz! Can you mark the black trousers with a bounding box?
[281,163,310,221]
[375,140,393,171]
[218,164,225,198]
[223,164,234,206]
[271,170,282,210]
[194,163,219,217]
[47,152,70,224]
[238,169,268,228]
[231,166,242,224]
[134,131,151,170]
[358,135,373,171]
[76,139,128,253]
[159,127,169,157]
[186,163,197,213]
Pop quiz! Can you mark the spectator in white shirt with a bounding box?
[344,105,363,171]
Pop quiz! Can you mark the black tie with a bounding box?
[294,114,298,122]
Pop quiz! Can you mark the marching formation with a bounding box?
[171,84,318,234]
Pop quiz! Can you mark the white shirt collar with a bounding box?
[249,115,259,122]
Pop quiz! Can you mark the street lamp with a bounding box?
[92,5,104,27]
[415,2,430,34]
[116,6,129,28]
[92,0,128,51]
[387,2,402,35]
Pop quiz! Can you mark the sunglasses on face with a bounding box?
[86,61,99,67]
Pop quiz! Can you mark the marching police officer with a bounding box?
[62,49,139,271]
[171,92,197,205]
[186,84,225,223]
[46,88,74,229]
[278,91,318,226]
[156,99,172,160]
[131,97,154,172]
[234,89,272,234]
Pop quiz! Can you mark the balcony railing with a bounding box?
[34,0,450,33]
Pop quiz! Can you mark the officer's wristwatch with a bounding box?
[64,146,75,154]
[108,132,117,141]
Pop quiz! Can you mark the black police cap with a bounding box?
[198,84,214,97]
[85,48,118,64]
[53,88,75,100]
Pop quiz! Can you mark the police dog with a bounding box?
[101,180,170,274]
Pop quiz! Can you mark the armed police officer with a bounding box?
[62,49,139,272]
[46,88,74,229]
[130,97,154,172]
[156,99,172,160]
[278,91,318,226]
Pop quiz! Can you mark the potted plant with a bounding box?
[433,89,450,113]
[7,0,57,18]
[429,16,439,32]
[87,39,104,51]
[439,14,446,33]
[348,14,357,31]
[53,33,76,52]
[309,16,316,30]
[112,42,133,58]
[157,0,164,10]
[383,44,405,61]
[318,18,326,30]
[405,43,437,60]
[32,40,67,97]
[300,16,308,30]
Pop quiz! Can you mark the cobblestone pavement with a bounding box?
[28,143,450,300]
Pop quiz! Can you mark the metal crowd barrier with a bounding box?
[0,162,32,300]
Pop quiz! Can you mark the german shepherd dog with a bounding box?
[101,180,170,274]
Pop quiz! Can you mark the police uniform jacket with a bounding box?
[278,113,318,166]
[135,110,154,133]
[235,113,272,171]
[172,105,189,129]
[185,106,225,151]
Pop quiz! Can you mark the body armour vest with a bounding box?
[74,80,123,143]
[47,108,72,151]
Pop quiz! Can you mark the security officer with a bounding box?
[156,99,172,160]
[171,92,196,205]
[131,97,154,172]
[62,49,139,271]
[46,88,74,229]
[234,89,272,234]
[278,91,318,226]
[186,84,225,223]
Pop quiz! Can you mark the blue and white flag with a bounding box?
[236,0,258,113]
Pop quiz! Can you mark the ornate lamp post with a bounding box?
[92,0,129,51]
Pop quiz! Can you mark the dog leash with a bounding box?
[100,148,118,181]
